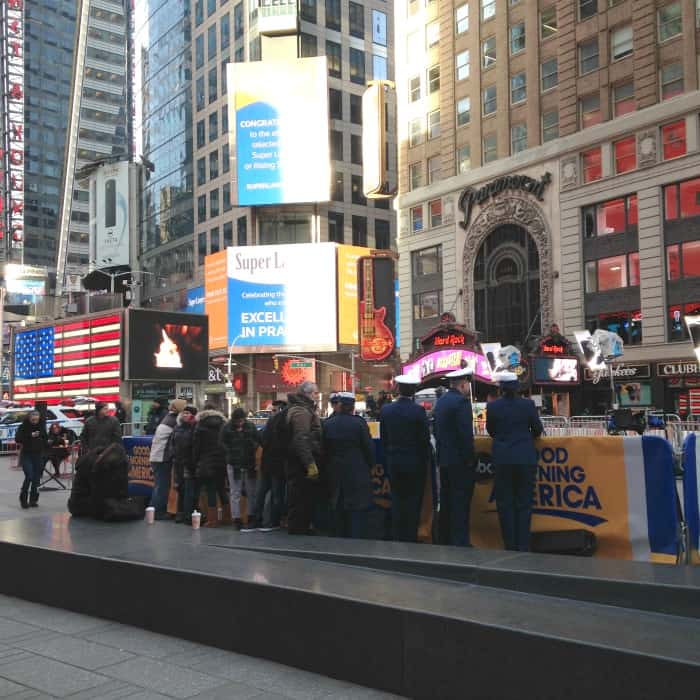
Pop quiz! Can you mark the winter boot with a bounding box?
[203,507,219,528]
[29,493,39,508]
[19,493,29,510]
[219,503,232,525]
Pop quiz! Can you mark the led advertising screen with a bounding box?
[125,310,209,381]
[226,243,337,354]
[91,161,131,268]
[228,57,330,206]
[531,356,580,385]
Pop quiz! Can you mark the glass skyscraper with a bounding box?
[133,0,194,308]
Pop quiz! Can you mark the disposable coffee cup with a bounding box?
[145,506,155,524]
[191,510,201,529]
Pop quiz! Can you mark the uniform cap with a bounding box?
[329,392,341,403]
[445,367,473,379]
[337,392,356,404]
[493,371,519,384]
[394,374,420,385]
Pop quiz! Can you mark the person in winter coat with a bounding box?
[114,401,127,430]
[286,381,322,535]
[15,410,47,509]
[149,399,186,520]
[220,407,262,530]
[81,402,122,453]
[322,393,374,539]
[171,405,198,523]
[144,397,168,435]
[46,423,76,477]
[192,406,229,527]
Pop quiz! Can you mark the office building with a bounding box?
[395,0,700,412]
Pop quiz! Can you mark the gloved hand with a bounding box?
[306,463,320,480]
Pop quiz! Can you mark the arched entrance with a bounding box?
[473,225,540,345]
[462,195,553,339]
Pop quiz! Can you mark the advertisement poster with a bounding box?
[92,161,131,267]
[184,286,205,314]
[337,244,372,345]
[205,250,228,350]
[403,348,492,382]
[227,243,337,354]
[228,57,330,206]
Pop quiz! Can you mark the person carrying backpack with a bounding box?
[250,400,288,531]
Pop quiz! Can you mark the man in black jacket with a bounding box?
[220,407,261,530]
[172,405,198,523]
[15,410,47,509]
[81,402,122,453]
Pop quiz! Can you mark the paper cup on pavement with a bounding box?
[145,506,155,524]
[191,510,201,529]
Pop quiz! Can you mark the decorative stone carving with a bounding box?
[637,129,657,168]
[560,157,578,190]
[462,195,553,332]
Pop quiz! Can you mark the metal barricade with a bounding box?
[568,415,609,436]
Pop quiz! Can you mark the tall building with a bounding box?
[55,0,130,292]
[133,0,195,309]
[395,0,700,413]
[190,0,396,272]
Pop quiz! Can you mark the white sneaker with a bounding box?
[258,526,280,533]
[240,525,257,533]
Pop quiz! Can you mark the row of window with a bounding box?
[330,171,391,209]
[196,144,230,186]
[197,218,246,265]
[194,9,241,70]
[576,0,696,29]
[325,42,384,84]
[299,0,388,46]
[195,106,229,148]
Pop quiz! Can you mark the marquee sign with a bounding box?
[584,363,651,382]
[458,172,552,230]
[0,0,24,257]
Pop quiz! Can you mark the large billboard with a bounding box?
[124,309,209,381]
[90,161,131,268]
[337,244,372,345]
[228,57,330,206]
[226,243,337,354]
[204,250,228,350]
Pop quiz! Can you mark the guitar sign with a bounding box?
[359,256,395,362]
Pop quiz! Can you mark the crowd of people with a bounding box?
[14,370,545,550]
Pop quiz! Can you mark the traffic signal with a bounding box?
[273,355,279,371]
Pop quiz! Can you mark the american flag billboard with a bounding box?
[12,313,122,404]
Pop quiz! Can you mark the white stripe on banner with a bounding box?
[623,437,651,562]
[90,323,120,334]
[90,340,120,350]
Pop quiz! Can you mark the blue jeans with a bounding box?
[182,479,200,521]
[494,463,537,551]
[21,453,44,503]
[253,473,285,527]
[150,462,172,516]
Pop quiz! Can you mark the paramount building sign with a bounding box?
[458,172,552,229]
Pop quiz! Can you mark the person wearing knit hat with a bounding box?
[81,401,122,454]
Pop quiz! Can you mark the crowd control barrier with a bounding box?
[123,432,685,564]
[681,433,700,563]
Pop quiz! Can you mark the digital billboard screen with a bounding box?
[126,310,209,381]
[228,57,330,206]
[531,357,580,385]
[226,243,337,354]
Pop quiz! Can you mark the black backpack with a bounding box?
[263,408,291,454]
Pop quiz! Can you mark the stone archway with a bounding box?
[462,195,553,334]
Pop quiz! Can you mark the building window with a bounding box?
[210,189,219,218]
[482,36,496,68]
[583,195,638,237]
[208,67,217,103]
[326,0,341,30]
[430,199,442,227]
[662,120,686,160]
[329,88,342,119]
[210,227,220,254]
[223,183,231,211]
[222,106,229,134]
[589,311,642,345]
[456,50,469,80]
[375,219,390,249]
[585,254,638,292]
[237,217,247,246]
[196,120,205,148]
[207,0,216,15]
[669,304,700,341]
[511,124,527,154]
[352,216,368,246]
[349,48,365,84]
[373,55,388,80]
[511,72,526,104]
[195,0,203,26]
[481,0,496,21]
[197,157,206,186]
[412,246,441,276]
[409,162,423,190]
[209,151,219,179]
[208,24,217,61]
[658,2,682,41]
[428,110,440,139]
[328,211,344,243]
[413,290,441,319]
[456,3,469,33]
[457,97,471,126]
[332,171,344,201]
[221,60,228,95]
[542,110,559,142]
[372,9,387,45]
[582,147,602,182]
[541,58,558,91]
[330,130,343,161]
[660,63,683,100]
[612,82,635,116]
[541,6,557,38]
[351,134,362,165]
[483,134,497,163]
[666,241,700,280]
[208,112,218,141]
[510,23,525,54]
[197,195,206,224]
[428,156,440,184]
[196,77,205,111]
[428,65,440,93]
[482,85,497,115]
[664,178,700,220]
[349,1,364,38]
[614,136,636,174]
[234,2,243,38]
[300,33,318,57]
[457,144,471,173]
[409,118,423,147]
[326,41,342,78]
[351,175,366,204]
[196,34,204,69]
[223,222,233,248]
[611,25,633,60]
[409,76,421,102]
[198,232,207,265]
[300,0,317,22]
[579,93,601,129]
[579,38,599,75]
[426,21,440,48]
[410,205,423,233]
[579,0,597,20]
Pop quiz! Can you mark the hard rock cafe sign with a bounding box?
[458,172,552,230]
